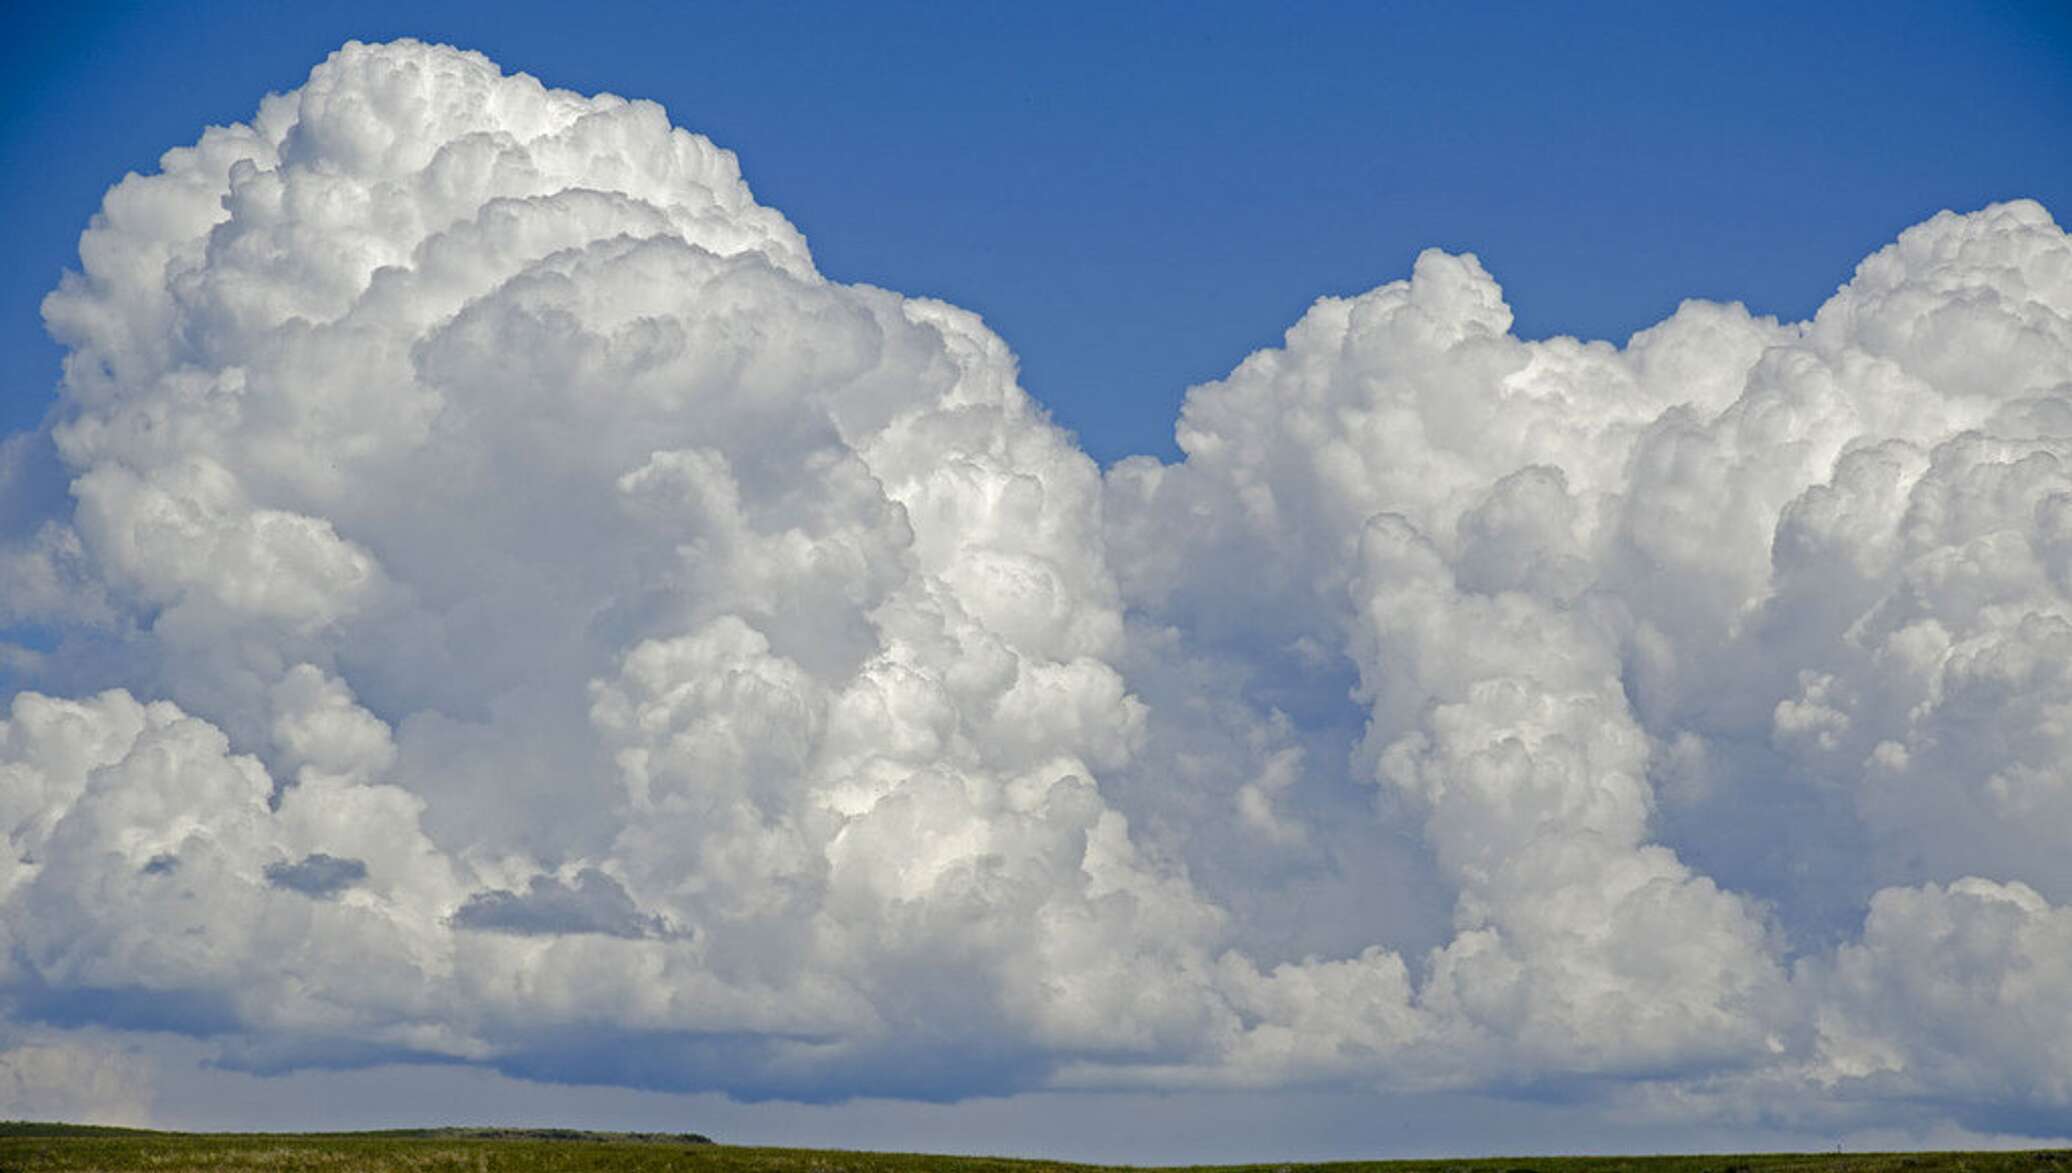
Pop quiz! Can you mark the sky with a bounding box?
[4,2,2070,460]
[2,2,2072,1162]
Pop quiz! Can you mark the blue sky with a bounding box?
[5,1,2068,461]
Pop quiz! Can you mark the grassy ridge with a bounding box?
[352,1128,715,1144]
[0,1128,2065,1173]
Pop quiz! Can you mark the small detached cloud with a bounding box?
[451,869,665,939]
[262,853,367,900]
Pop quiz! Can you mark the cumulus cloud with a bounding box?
[265,853,369,900]
[1,36,2068,1140]
[451,869,663,938]
[0,1038,154,1125]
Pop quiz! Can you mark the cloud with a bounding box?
[0,35,2068,1141]
[0,1038,154,1126]
[264,853,368,900]
[451,869,663,938]
[1104,199,2072,1114]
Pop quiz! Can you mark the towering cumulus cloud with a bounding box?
[1,39,2067,1137]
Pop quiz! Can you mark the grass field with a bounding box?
[0,1125,2065,1173]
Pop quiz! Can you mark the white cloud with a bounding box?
[1103,194,2072,1114]
[1,35,2069,1141]
[0,1037,154,1126]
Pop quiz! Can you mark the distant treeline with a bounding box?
[0,1122,712,1144]
[0,1122,158,1137]
[363,1128,715,1145]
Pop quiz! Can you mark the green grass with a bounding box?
[0,1123,157,1139]
[0,1125,2064,1173]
